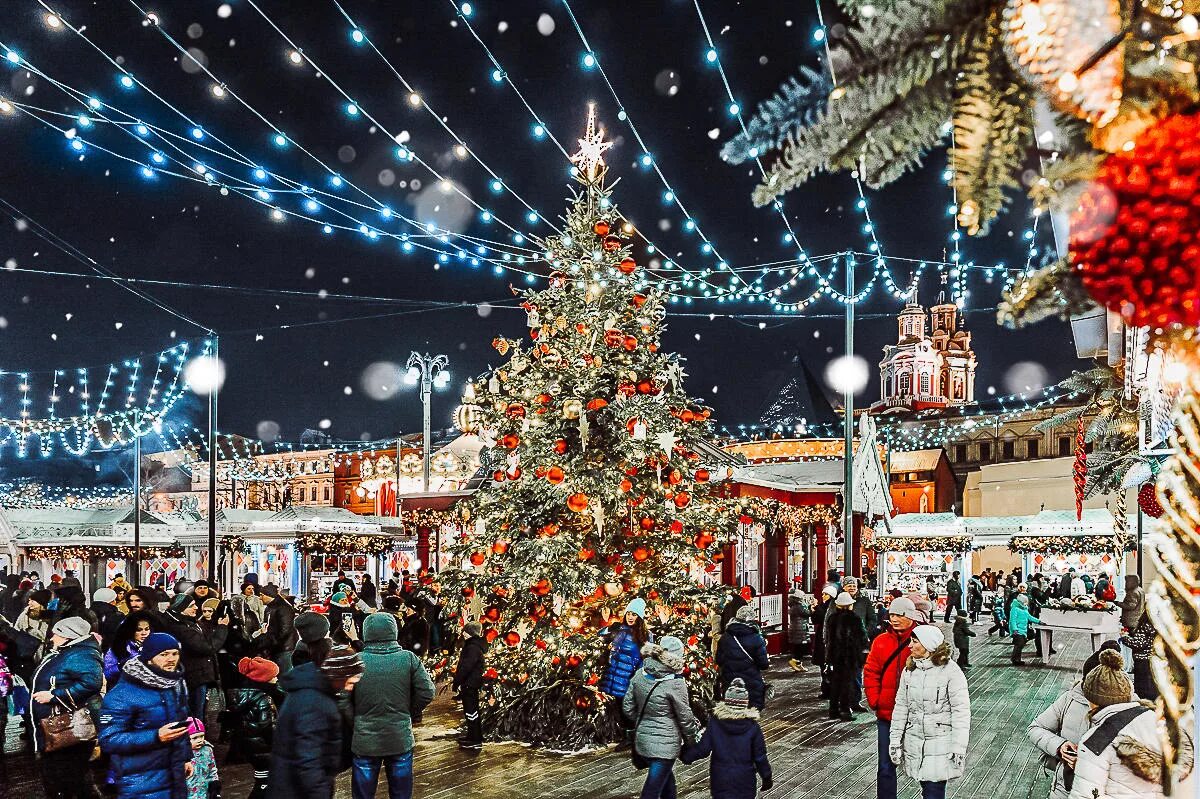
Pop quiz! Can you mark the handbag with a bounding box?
[629,680,666,770]
[40,693,97,752]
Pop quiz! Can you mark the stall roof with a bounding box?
[888,512,964,534]
[3,507,169,526]
[888,449,945,473]
[268,506,367,524]
[399,491,473,511]
[1025,508,1115,532]
[731,460,846,491]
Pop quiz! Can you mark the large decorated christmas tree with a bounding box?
[440,108,737,750]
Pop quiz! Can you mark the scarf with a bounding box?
[123,655,185,690]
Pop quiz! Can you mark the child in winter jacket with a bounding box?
[953,611,976,668]
[690,678,772,799]
[186,718,220,799]
[1119,612,1158,701]
[1009,594,1041,665]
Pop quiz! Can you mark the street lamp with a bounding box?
[404,352,450,492]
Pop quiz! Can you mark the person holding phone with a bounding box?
[99,632,194,799]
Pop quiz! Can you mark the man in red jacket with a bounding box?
[863,596,922,799]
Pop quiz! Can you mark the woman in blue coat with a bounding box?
[98,632,193,799]
[691,678,772,799]
[598,598,652,699]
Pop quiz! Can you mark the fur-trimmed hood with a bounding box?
[711,701,760,721]
[906,642,952,670]
[640,642,684,674]
[1113,723,1194,784]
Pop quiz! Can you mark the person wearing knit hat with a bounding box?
[295,610,331,643]
[1067,651,1191,799]
[1009,591,1042,666]
[328,592,358,649]
[889,616,970,796]
[258,584,298,674]
[17,588,53,660]
[238,656,280,684]
[623,634,702,798]
[865,594,923,799]
[598,597,653,700]
[320,644,364,689]
[827,590,869,721]
[453,620,488,750]
[98,626,191,799]
[718,599,770,710]
[51,615,94,646]
[687,677,774,794]
[93,587,117,605]
[345,612,435,796]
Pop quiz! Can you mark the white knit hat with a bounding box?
[821,583,838,598]
[834,591,855,607]
[887,597,916,616]
[913,625,945,651]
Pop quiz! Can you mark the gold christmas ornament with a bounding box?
[455,403,483,434]
[1003,0,1123,126]
[562,398,583,419]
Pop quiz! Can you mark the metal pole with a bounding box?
[1136,506,1144,581]
[133,411,142,585]
[207,336,219,585]
[421,370,432,493]
[843,253,856,578]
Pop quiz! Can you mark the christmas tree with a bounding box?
[440,107,736,750]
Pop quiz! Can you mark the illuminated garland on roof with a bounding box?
[739,497,839,537]
[870,535,974,553]
[295,532,396,555]
[24,544,183,560]
[1008,534,1135,556]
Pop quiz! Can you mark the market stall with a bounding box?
[871,513,973,607]
[1008,509,1132,586]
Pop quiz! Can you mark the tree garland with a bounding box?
[24,544,184,560]
[295,532,396,555]
[1008,535,1134,556]
[869,535,974,553]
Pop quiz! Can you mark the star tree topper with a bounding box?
[571,103,613,182]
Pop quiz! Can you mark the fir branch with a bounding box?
[1027,153,1104,213]
[721,66,831,165]
[997,257,1096,328]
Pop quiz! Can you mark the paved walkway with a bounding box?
[4,620,1090,798]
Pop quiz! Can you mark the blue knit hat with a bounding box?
[140,632,181,662]
[624,598,647,619]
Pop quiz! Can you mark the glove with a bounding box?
[889,745,903,765]
[951,752,966,771]
[760,777,773,791]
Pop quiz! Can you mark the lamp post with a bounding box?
[404,352,450,492]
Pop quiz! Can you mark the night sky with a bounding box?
[0,0,1078,468]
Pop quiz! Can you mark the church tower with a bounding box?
[871,291,977,413]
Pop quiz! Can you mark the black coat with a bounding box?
[826,608,868,671]
[358,580,378,608]
[716,621,770,709]
[400,615,430,657]
[269,663,343,799]
[165,611,219,690]
[224,679,283,763]
[260,598,297,657]
[93,602,125,652]
[453,636,486,691]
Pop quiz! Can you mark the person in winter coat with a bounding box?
[99,633,193,799]
[716,604,770,710]
[358,575,378,610]
[31,616,105,799]
[452,622,486,750]
[1117,575,1146,630]
[689,678,772,799]
[1119,612,1158,701]
[889,625,971,799]
[952,611,975,669]
[258,586,297,672]
[1057,569,1076,600]
[1094,574,1115,601]
[223,657,283,799]
[1068,649,1195,799]
[865,596,922,799]
[943,572,963,623]
[988,592,1009,637]
[1028,645,1118,799]
[826,592,869,721]
[622,637,701,799]
[165,595,225,719]
[787,588,813,672]
[184,718,219,799]
[105,610,160,685]
[0,649,12,786]
[719,587,751,635]
[348,613,435,799]
[967,576,985,623]
[811,584,835,696]
[92,587,126,652]
[398,602,430,658]
[1010,593,1042,666]
[269,644,363,799]
[17,588,52,661]
[328,592,360,649]
[825,577,875,638]
[598,598,652,699]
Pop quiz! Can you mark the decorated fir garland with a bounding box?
[220,536,248,554]
[400,506,469,532]
[295,532,396,555]
[869,535,974,554]
[1008,535,1134,556]
[24,544,184,561]
[739,497,839,537]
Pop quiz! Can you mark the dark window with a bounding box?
[1027,439,1040,459]
[1002,440,1015,460]
[954,444,967,462]
[1058,436,1072,456]
[978,442,992,462]
[324,486,331,501]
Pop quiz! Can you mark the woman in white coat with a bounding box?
[1068,649,1194,799]
[889,625,971,799]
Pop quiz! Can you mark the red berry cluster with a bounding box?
[1137,482,1164,518]
[1070,113,1200,328]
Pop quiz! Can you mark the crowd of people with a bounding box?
[0,564,1187,799]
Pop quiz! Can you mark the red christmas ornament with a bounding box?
[501,433,520,449]
[506,403,526,418]
[546,466,566,484]
[503,631,521,647]
[491,540,509,555]
[673,492,691,509]
[534,638,548,650]
[593,219,611,236]
[619,478,633,493]
[483,606,501,622]
[578,546,596,561]
[532,578,553,595]
[483,667,499,680]
[1069,113,1200,327]
[586,398,608,410]
[695,468,710,482]
[566,655,583,668]
[602,234,622,251]
[492,470,506,482]
[535,393,552,405]
[553,439,568,454]
[622,335,638,352]
[567,493,590,513]
[485,628,499,643]
[469,551,487,566]
[633,546,652,561]
[669,520,684,534]
[739,585,754,601]
[506,467,522,481]
[618,256,637,275]
[639,517,656,531]
[539,523,560,537]
[604,329,624,348]
[1138,482,1165,518]
[694,532,715,550]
